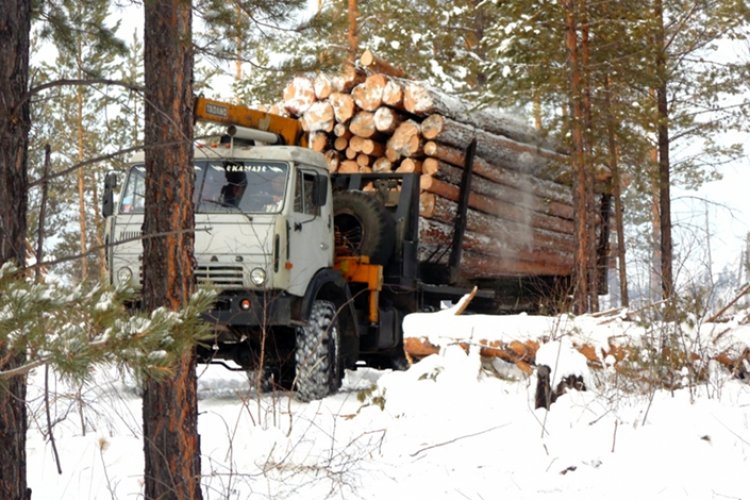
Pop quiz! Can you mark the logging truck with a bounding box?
[102,96,575,401]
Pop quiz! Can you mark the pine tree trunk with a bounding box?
[76,74,89,283]
[603,75,629,307]
[564,0,591,314]
[0,1,31,499]
[142,2,201,499]
[347,0,358,66]
[654,0,673,300]
[579,0,598,311]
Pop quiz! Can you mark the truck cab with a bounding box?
[104,139,361,400]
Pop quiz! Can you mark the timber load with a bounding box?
[281,52,608,283]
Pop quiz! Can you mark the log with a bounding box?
[428,159,574,220]
[360,49,407,78]
[310,131,329,152]
[345,147,358,160]
[420,176,575,235]
[403,82,562,151]
[349,111,377,138]
[330,65,366,92]
[418,245,573,277]
[283,76,316,116]
[382,79,404,107]
[424,141,573,205]
[372,157,393,172]
[360,139,384,156]
[386,120,422,157]
[324,150,339,173]
[396,158,422,173]
[333,122,350,138]
[356,153,371,168]
[349,135,365,152]
[419,218,574,271]
[313,73,333,100]
[333,136,349,151]
[403,336,539,375]
[352,73,387,111]
[422,157,439,175]
[423,116,568,180]
[419,193,576,253]
[338,160,360,173]
[385,146,401,163]
[301,101,334,132]
[329,92,356,123]
[373,106,401,134]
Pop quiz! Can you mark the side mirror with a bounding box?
[313,174,328,207]
[102,172,119,217]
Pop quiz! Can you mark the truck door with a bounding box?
[286,167,333,296]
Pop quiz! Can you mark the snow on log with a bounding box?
[301,101,334,133]
[283,76,316,116]
[313,73,333,100]
[422,115,568,179]
[386,120,422,157]
[373,106,401,134]
[329,92,356,123]
[349,111,377,138]
[403,81,562,151]
[352,73,387,111]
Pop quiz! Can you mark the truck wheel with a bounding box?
[334,190,395,265]
[294,300,342,402]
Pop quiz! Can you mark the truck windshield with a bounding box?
[119,161,288,214]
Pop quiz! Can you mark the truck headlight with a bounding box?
[250,267,266,286]
[117,267,133,284]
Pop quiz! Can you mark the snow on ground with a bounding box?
[26,308,750,500]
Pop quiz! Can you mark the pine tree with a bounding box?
[141,1,202,498]
[0,2,32,498]
[34,0,127,285]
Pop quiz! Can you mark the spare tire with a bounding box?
[333,190,395,265]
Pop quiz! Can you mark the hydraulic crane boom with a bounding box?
[194,95,308,148]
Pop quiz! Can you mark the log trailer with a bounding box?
[102,97,574,401]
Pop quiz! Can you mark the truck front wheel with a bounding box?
[294,300,343,401]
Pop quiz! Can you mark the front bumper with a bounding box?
[201,290,301,329]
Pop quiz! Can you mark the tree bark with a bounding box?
[603,75,628,307]
[419,193,576,253]
[654,0,673,300]
[142,2,201,499]
[420,176,575,235]
[0,1,31,499]
[427,159,574,220]
[564,0,592,314]
[419,115,567,180]
[423,140,573,204]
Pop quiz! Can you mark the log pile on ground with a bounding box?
[282,52,599,281]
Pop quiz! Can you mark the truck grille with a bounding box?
[118,231,142,243]
[194,265,244,287]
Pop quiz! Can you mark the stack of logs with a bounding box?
[282,51,597,280]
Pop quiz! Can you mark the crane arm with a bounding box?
[194,95,308,148]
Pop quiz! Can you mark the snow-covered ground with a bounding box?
[26,306,750,500]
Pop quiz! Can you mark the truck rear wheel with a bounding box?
[334,190,395,264]
[294,300,343,402]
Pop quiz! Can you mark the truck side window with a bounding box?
[120,166,145,214]
[294,170,320,216]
